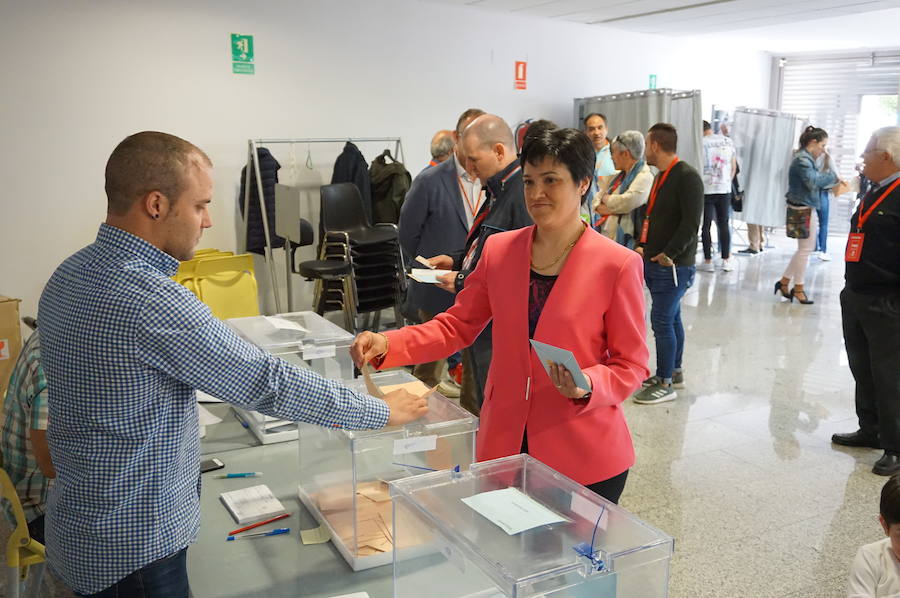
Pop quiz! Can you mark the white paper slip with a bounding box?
[302,343,336,360]
[265,315,308,333]
[197,404,222,426]
[219,484,287,525]
[196,390,224,403]
[461,487,567,535]
[393,435,437,455]
[362,364,385,398]
[529,340,591,390]
[415,255,436,269]
[327,593,370,598]
[409,269,451,284]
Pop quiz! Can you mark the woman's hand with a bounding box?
[436,271,458,293]
[549,362,592,399]
[350,331,387,367]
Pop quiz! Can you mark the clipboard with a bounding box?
[529,340,591,390]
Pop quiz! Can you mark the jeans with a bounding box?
[816,191,830,253]
[76,548,189,598]
[645,261,695,380]
[782,209,818,285]
[702,193,731,259]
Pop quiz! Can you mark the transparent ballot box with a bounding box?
[390,454,674,598]
[224,311,355,444]
[297,369,478,570]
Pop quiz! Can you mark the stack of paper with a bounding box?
[408,269,451,284]
[220,484,287,525]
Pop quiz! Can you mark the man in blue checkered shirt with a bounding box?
[38,132,427,597]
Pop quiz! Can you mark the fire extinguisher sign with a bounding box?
[514,61,527,90]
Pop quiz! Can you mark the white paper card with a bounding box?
[265,315,308,333]
[461,487,567,535]
[197,404,222,426]
[393,435,438,455]
[409,269,451,284]
[302,344,336,360]
[415,255,436,269]
[219,484,286,525]
[529,340,591,390]
[196,390,224,403]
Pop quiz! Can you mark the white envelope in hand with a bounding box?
[529,340,591,390]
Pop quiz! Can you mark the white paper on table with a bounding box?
[408,269,452,284]
[265,315,308,333]
[461,487,567,535]
[197,404,222,426]
[196,390,224,403]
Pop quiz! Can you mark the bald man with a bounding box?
[427,130,455,169]
[429,114,532,413]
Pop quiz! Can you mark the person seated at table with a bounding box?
[351,127,649,503]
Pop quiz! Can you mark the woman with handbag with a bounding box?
[775,126,842,304]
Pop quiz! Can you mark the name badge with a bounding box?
[845,232,865,262]
[640,219,650,244]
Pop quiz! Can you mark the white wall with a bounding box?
[0,0,770,322]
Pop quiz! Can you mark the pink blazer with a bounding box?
[380,226,649,485]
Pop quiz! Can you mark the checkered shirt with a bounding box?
[38,223,389,593]
[1,330,52,523]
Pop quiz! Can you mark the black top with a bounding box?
[528,270,557,338]
[845,178,900,294]
[637,161,704,267]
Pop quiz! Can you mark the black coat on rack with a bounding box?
[240,147,283,255]
[331,142,373,223]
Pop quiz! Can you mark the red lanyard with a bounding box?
[646,157,679,218]
[457,176,484,219]
[857,178,900,231]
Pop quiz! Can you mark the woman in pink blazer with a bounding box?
[352,128,649,503]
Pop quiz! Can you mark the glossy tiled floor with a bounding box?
[619,230,883,598]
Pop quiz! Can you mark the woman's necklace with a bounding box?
[530,223,586,271]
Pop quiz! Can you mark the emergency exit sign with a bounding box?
[231,34,255,75]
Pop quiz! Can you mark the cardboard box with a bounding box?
[0,296,23,399]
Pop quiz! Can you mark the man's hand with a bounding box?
[384,389,429,426]
[549,362,592,399]
[427,254,454,270]
[350,331,387,368]
[595,203,612,216]
[635,246,644,257]
[650,252,674,267]
[436,271,459,294]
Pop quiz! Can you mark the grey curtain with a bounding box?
[574,88,704,173]
[731,107,806,227]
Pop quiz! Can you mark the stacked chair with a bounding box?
[314,183,406,331]
[174,252,260,320]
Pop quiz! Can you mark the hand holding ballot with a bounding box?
[424,254,454,270]
[548,362,592,399]
[350,331,388,367]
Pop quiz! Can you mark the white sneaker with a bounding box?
[700,261,715,272]
[722,258,734,272]
[818,252,832,262]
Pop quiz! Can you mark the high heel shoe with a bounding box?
[774,280,792,301]
[791,287,814,305]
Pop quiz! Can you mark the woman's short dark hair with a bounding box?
[520,128,594,185]
[799,125,828,149]
[881,473,900,526]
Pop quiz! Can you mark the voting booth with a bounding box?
[224,311,355,444]
[297,369,478,570]
[390,454,674,597]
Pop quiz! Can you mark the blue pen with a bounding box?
[226,527,290,541]
[215,472,263,479]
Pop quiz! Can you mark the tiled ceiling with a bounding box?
[428,0,900,34]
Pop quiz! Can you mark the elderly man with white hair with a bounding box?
[592,130,653,248]
[832,126,900,476]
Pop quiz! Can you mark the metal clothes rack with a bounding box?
[241,137,405,314]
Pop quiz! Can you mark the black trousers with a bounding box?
[841,288,900,451]
[702,193,732,260]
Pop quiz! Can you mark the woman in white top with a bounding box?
[592,130,653,248]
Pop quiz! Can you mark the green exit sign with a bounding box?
[231,34,255,75]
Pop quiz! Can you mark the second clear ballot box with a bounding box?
[389,454,674,597]
[224,311,355,444]
[297,369,478,570]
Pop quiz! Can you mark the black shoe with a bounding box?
[874,451,900,476]
[832,430,880,449]
[737,247,758,255]
[774,281,792,301]
[791,287,814,305]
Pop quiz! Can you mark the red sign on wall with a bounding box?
[514,61,527,90]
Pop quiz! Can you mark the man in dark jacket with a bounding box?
[632,123,704,405]
[431,114,532,414]
[399,109,484,388]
